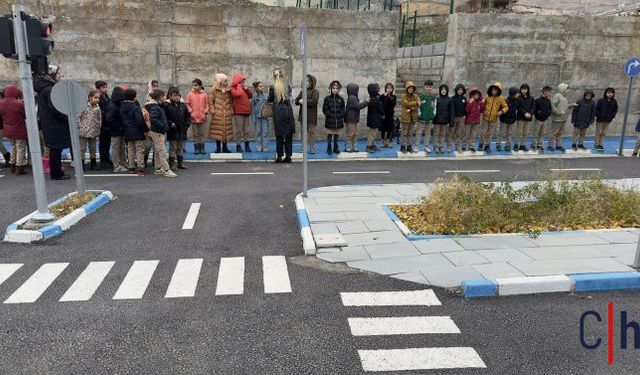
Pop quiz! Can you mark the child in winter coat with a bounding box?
[594,88,618,150]
[121,89,149,175]
[549,83,571,152]
[323,80,346,155]
[295,74,319,154]
[0,88,9,167]
[417,81,436,153]
[185,79,209,155]
[230,73,254,153]
[451,84,467,152]
[533,86,553,151]
[380,83,397,148]
[433,84,455,153]
[464,87,485,152]
[480,82,508,153]
[571,90,596,150]
[165,86,191,171]
[269,68,295,163]
[515,83,534,151]
[0,85,27,174]
[209,74,234,154]
[633,111,640,157]
[497,87,519,152]
[343,83,368,152]
[78,89,103,170]
[106,86,128,172]
[366,83,385,153]
[251,81,270,153]
[146,89,176,177]
[400,81,419,153]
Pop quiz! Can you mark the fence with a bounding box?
[295,0,396,10]
[399,12,449,47]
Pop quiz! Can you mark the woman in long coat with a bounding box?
[209,73,234,153]
[268,68,295,163]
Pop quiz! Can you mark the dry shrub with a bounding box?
[50,192,98,218]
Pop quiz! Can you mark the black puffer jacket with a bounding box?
[268,83,296,137]
[500,87,519,125]
[595,88,618,123]
[451,83,467,117]
[98,93,110,133]
[534,95,552,122]
[380,85,397,132]
[516,83,535,122]
[165,100,191,141]
[295,74,319,125]
[433,84,454,127]
[366,83,384,129]
[344,83,368,124]
[121,100,148,141]
[105,87,125,137]
[323,81,346,130]
[572,90,596,129]
[34,76,70,150]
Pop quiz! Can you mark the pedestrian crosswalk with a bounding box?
[341,289,486,372]
[0,256,292,305]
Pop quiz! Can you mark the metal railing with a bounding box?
[295,0,396,11]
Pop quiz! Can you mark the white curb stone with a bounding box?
[496,275,572,296]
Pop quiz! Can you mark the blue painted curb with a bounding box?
[83,193,110,215]
[461,279,498,298]
[571,272,640,292]
[297,208,310,230]
[381,205,401,222]
[39,224,63,240]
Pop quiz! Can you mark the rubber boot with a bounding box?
[177,156,187,170]
[223,143,231,153]
[236,144,242,153]
[15,165,27,175]
[326,136,333,155]
[194,143,200,154]
[244,141,251,153]
[90,158,101,170]
[2,152,10,167]
[144,153,150,169]
[168,157,177,172]
[215,141,221,153]
[333,136,340,155]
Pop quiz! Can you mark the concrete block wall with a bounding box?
[396,41,446,90]
[0,0,398,138]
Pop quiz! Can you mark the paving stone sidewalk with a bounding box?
[304,182,640,289]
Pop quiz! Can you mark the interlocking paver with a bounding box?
[519,246,610,260]
[347,253,452,275]
[596,243,637,265]
[310,223,339,235]
[364,242,421,259]
[315,233,348,248]
[342,231,406,247]
[473,263,526,279]
[457,236,538,250]
[421,267,486,288]
[307,212,348,223]
[476,248,535,263]
[509,257,634,276]
[591,230,639,244]
[413,238,466,254]
[316,247,371,263]
[530,233,609,247]
[443,251,491,266]
[364,220,399,232]
[390,272,429,285]
[337,222,370,235]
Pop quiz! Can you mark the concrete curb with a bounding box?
[461,272,640,298]
[4,190,114,244]
[295,194,316,255]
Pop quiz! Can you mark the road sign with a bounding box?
[624,57,640,78]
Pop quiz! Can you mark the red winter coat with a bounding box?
[464,89,485,125]
[0,85,27,140]
[230,73,252,115]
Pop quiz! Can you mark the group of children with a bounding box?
[398,81,623,154]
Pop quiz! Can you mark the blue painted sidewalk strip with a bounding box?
[462,279,498,298]
[297,209,310,229]
[571,272,640,292]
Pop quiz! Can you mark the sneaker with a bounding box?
[353,148,360,153]
[407,145,413,153]
[283,156,292,163]
[530,145,537,151]
[114,166,128,173]
[371,145,379,152]
[127,168,136,174]
[309,147,315,154]
[470,147,476,152]
[547,146,554,151]
[496,144,502,152]
[505,145,511,152]
[571,143,577,150]
[365,146,372,153]
[478,143,484,150]
[556,146,566,152]
[461,146,466,152]
[136,169,148,176]
[163,170,177,178]
[236,144,242,153]
[578,144,585,150]
[632,152,638,157]
[484,145,490,152]
[412,147,419,153]
[345,145,353,153]
[520,145,528,152]
[275,157,283,163]
[425,147,432,153]
[400,146,407,153]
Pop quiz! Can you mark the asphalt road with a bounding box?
[1,156,640,374]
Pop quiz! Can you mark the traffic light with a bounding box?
[25,16,54,57]
[0,14,16,58]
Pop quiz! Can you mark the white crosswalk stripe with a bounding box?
[340,289,441,306]
[262,256,292,294]
[0,264,23,287]
[4,263,69,304]
[215,257,245,295]
[165,258,203,298]
[59,261,115,302]
[358,347,486,371]
[113,260,159,300]
[348,316,461,336]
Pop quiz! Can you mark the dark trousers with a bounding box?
[276,135,293,157]
[99,129,111,164]
[49,147,64,179]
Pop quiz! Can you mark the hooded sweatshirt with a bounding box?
[465,87,485,125]
[106,86,126,137]
[121,100,148,141]
[381,83,397,130]
[186,88,209,124]
[534,94,552,122]
[401,81,419,124]
[0,85,26,140]
[344,83,368,124]
[572,90,596,129]
[483,83,508,122]
[366,83,385,129]
[230,73,253,115]
[500,87,519,125]
[516,83,535,122]
[551,83,570,122]
[451,83,467,118]
[595,88,618,123]
[434,84,455,127]
[323,80,346,130]
[295,74,319,124]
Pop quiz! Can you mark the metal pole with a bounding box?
[618,76,634,156]
[399,14,406,47]
[155,42,161,85]
[11,5,55,222]
[634,234,640,268]
[300,24,308,197]
[450,0,455,14]
[412,10,417,46]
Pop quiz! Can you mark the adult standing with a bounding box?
[295,74,319,154]
[208,74,234,153]
[269,68,295,163]
[34,65,70,180]
[0,88,11,166]
[380,83,397,148]
[95,80,111,169]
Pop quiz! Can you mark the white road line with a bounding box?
[0,264,23,287]
[112,260,159,300]
[444,169,500,173]
[215,257,244,295]
[85,174,140,177]
[340,290,441,307]
[332,171,391,175]
[0,175,4,178]
[4,263,69,304]
[165,259,203,298]
[210,172,274,176]
[59,261,115,302]
[550,168,602,171]
[348,316,461,336]
[358,347,486,372]
[182,203,201,230]
[262,256,292,294]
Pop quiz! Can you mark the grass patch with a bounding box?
[50,192,98,218]
[390,175,640,236]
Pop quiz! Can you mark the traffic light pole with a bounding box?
[12,4,55,222]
